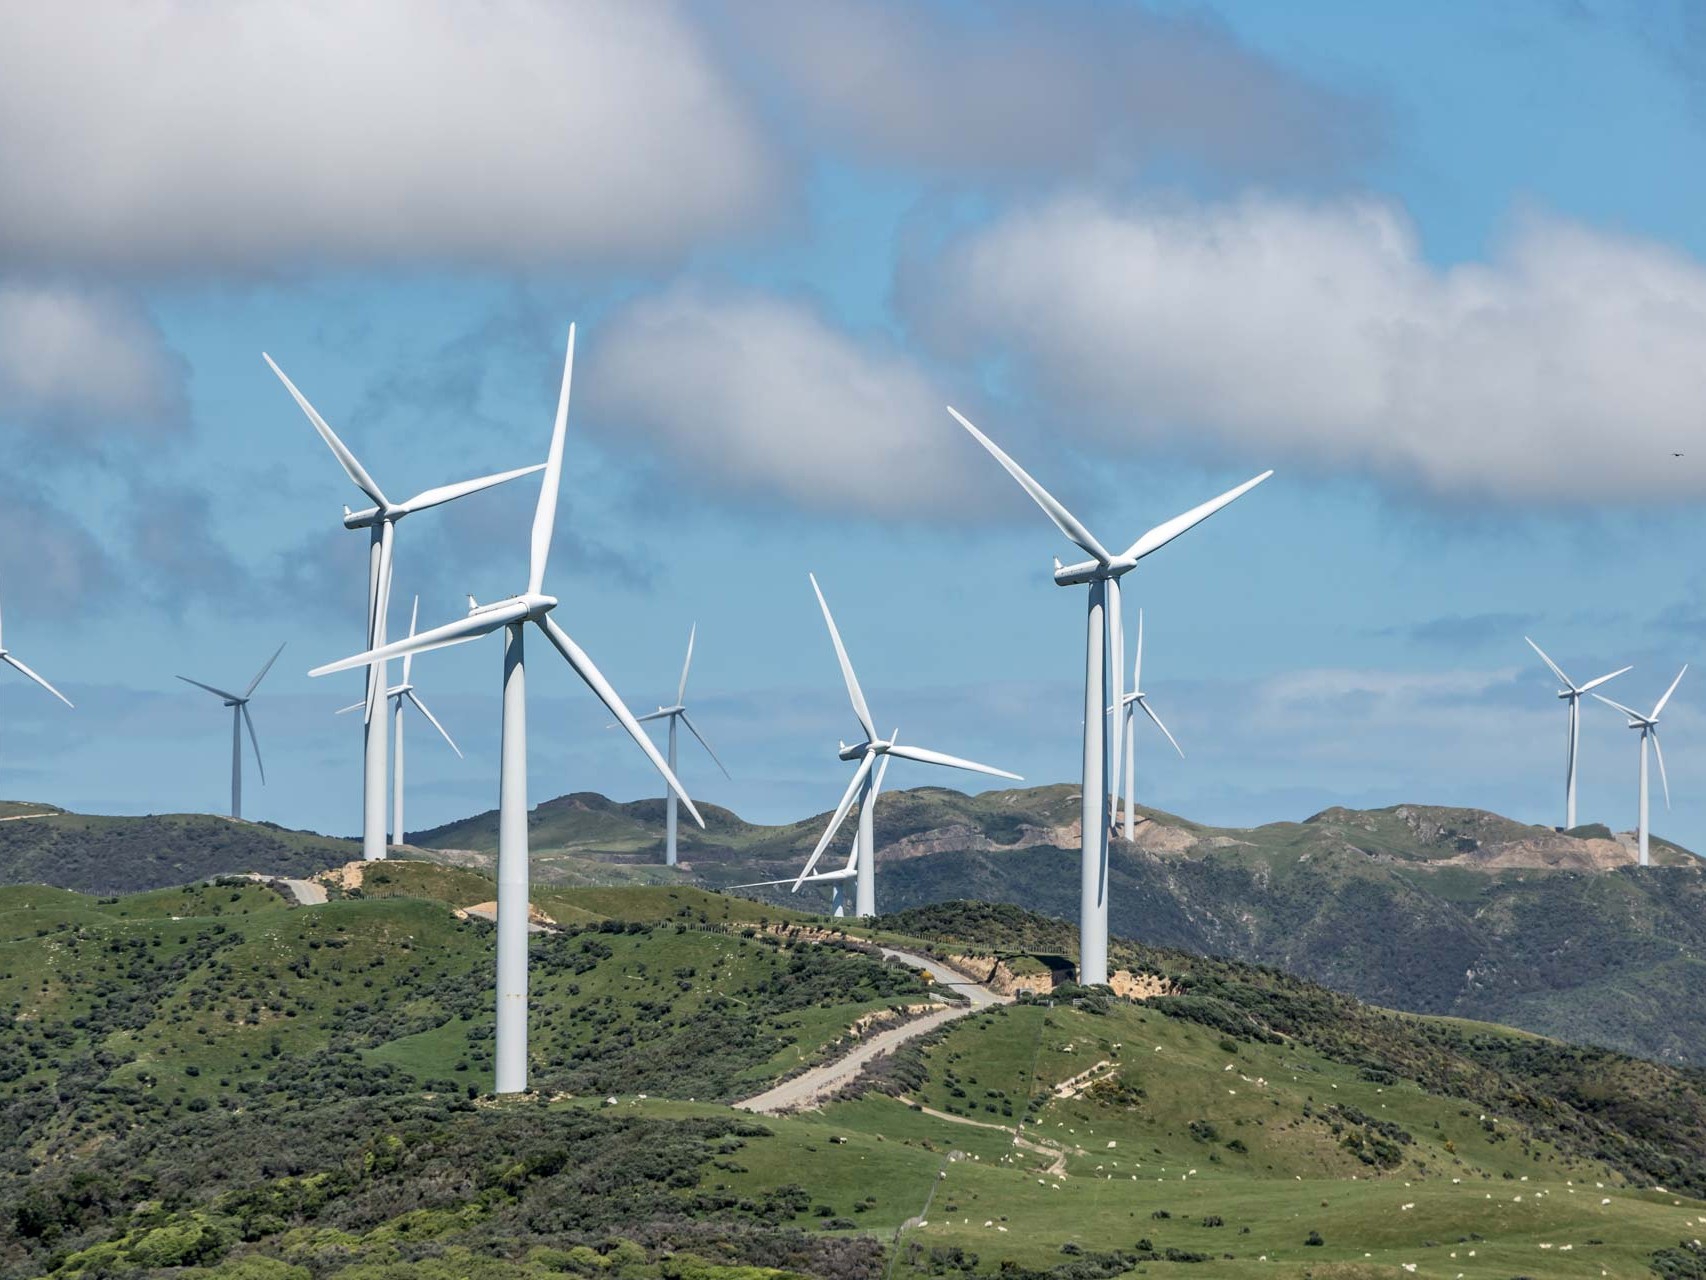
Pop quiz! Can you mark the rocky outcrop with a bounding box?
[1109,970,1180,1000]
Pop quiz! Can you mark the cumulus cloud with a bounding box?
[728,0,1378,182]
[0,284,186,438]
[903,195,1706,502]
[0,1,781,272]
[0,485,118,620]
[583,287,982,516]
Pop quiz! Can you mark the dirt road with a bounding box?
[736,946,1007,1114]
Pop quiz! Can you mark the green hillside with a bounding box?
[9,784,1706,1071]
[0,810,358,893]
[1,880,1705,1279]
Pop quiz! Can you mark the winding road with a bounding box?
[736,946,1008,1114]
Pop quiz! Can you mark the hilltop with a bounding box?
[0,807,359,893]
[8,786,1706,1068]
[417,785,1706,1068]
[2,875,1705,1279]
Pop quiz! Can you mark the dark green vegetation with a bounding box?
[2,875,1705,1278]
[0,876,936,1279]
[679,787,1706,1069]
[8,784,1706,1070]
[0,811,357,894]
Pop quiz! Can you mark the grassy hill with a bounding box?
[673,786,1706,1069]
[0,810,359,893]
[1,879,1705,1278]
[10,784,1706,1071]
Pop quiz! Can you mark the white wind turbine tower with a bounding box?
[178,645,285,821]
[950,407,1269,985]
[629,625,729,866]
[338,595,463,847]
[1595,666,1687,867]
[264,352,543,862]
[0,594,73,712]
[1117,610,1183,841]
[1524,636,1630,831]
[791,574,1021,918]
[309,326,702,1096]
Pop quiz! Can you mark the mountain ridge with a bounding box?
[4,785,1704,1070]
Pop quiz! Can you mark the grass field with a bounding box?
[5,876,1706,1279]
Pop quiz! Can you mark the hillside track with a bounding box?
[736,946,1008,1114]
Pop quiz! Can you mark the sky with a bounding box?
[4,0,1706,849]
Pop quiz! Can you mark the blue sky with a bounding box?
[3,0,1706,850]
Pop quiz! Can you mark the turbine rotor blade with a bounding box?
[1133,607,1145,691]
[1136,695,1185,758]
[396,463,548,517]
[680,710,731,779]
[366,522,397,725]
[1123,471,1273,563]
[870,747,893,803]
[794,753,876,889]
[630,709,674,724]
[536,614,704,828]
[809,573,875,741]
[263,354,389,508]
[241,703,266,785]
[1592,692,1644,721]
[309,601,528,677]
[678,623,696,706]
[1524,636,1573,689]
[245,642,287,698]
[528,326,575,597]
[402,595,419,685]
[728,875,817,889]
[3,654,73,708]
[1106,576,1123,814]
[177,675,243,702]
[334,699,366,715]
[1577,664,1631,693]
[1653,729,1672,810]
[947,406,1111,564]
[406,689,463,758]
[884,743,1023,781]
[1652,664,1688,719]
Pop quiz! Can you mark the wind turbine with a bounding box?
[308,325,703,1096]
[0,594,73,711]
[1117,609,1183,841]
[730,820,867,917]
[1595,666,1686,867]
[950,407,1269,985]
[337,596,462,847]
[1524,637,1630,830]
[791,574,1021,918]
[629,624,730,866]
[178,645,285,821]
[263,352,543,862]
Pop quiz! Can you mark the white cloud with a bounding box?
[904,194,1706,502]
[0,1,781,272]
[584,287,980,516]
[0,484,117,619]
[0,284,186,436]
[729,0,1377,182]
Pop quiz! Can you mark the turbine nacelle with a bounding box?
[469,592,557,621]
[342,503,396,530]
[838,738,895,762]
[1053,555,1138,586]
